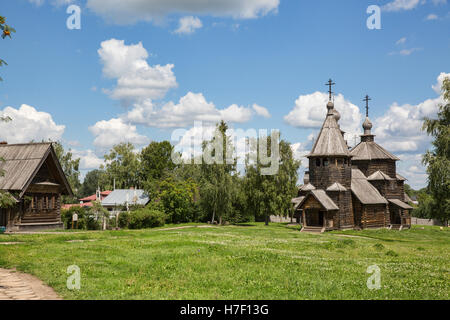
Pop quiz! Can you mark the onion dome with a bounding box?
[362,117,372,134]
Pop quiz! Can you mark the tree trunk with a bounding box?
[219,215,222,225]
[265,213,269,226]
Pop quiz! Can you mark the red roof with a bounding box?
[79,190,112,202]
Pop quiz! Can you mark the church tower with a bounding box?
[306,79,354,228]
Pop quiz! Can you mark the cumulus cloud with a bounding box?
[252,103,271,118]
[98,39,177,105]
[124,92,262,128]
[425,13,439,20]
[86,0,279,24]
[0,104,65,143]
[396,153,428,189]
[174,16,203,34]
[71,149,105,170]
[89,118,150,150]
[382,0,422,12]
[373,73,449,153]
[283,91,362,140]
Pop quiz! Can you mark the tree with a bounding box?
[244,136,300,225]
[53,142,81,201]
[200,121,236,225]
[140,141,175,182]
[91,200,109,230]
[102,143,140,189]
[79,169,105,197]
[421,76,450,226]
[0,15,16,81]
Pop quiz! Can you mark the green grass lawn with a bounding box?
[0,223,448,299]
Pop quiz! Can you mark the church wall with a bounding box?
[361,204,387,229]
[309,157,352,190]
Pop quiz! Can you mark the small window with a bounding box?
[316,158,321,167]
[323,158,329,166]
[344,158,347,165]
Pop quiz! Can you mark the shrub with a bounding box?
[62,206,87,230]
[125,207,166,229]
[118,211,131,229]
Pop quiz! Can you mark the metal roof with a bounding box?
[101,189,150,206]
[351,169,388,205]
[350,141,399,161]
[308,111,350,157]
[388,199,413,210]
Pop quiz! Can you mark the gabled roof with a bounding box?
[308,110,350,157]
[350,141,399,161]
[80,190,112,202]
[291,196,305,210]
[0,142,72,197]
[367,170,394,181]
[396,173,407,181]
[326,182,347,192]
[404,193,413,203]
[299,183,316,192]
[297,189,339,211]
[351,169,388,204]
[388,199,413,210]
[101,189,149,206]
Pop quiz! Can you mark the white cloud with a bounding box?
[87,0,279,24]
[89,118,150,150]
[382,0,422,12]
[396,37,407,45]
[396,153,428,189]
[283,91,362,139]
[174,16,203,34]
[389,47,422,56]
[124,92,260,128]
[98,39,177,105]
[432,72,450,94]
[252,103,271,118]
[71,149,104,170]
[28,0,75,6]
[0,104,65,143]
[425,13,439,20]
[373,73,449,153]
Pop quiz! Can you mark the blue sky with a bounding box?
[0,0,449,188]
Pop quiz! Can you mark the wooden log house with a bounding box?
[0,142,73,231]
[293,82,413,232]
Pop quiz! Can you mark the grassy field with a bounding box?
[0,223,448,300]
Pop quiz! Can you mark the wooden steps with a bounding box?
[301,226,324,233]
[389,224,402,230]
[20,213,60,224]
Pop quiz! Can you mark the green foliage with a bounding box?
[158,177,198,224]
[140,141,175,182]
[421,77,450,225]
[0,191,16,209]
[126,207,166,229]
[102,142,140,189]
[61,206,101,230]
[79,169,104,197]
[0,15,15,81]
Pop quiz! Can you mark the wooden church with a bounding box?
[0,142,72,231]
[292,80,413,232]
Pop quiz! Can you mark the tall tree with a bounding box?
[53,142,81,201]
[79,169,105,197]
[140,141,175,182]
[0,15,16,81]
[244,136,300,225]
[200,121,236,224]
[103,142,140,190]
[421,76,450,225]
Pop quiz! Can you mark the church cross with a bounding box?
[363,95,371,117]
[325,78,335,101]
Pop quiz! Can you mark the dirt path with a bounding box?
[0,268,61,300]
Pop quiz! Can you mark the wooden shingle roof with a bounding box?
[388,199,413,210]
[297,189,339,211]
[0,142,72,196]
[326,182,347,191]
[351,169,388,205]
[308,109,350,157]
[367,170,394,181]
[350,141,399,161]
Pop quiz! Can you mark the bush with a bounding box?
[120,207,166,229]
[62,206,87,230]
